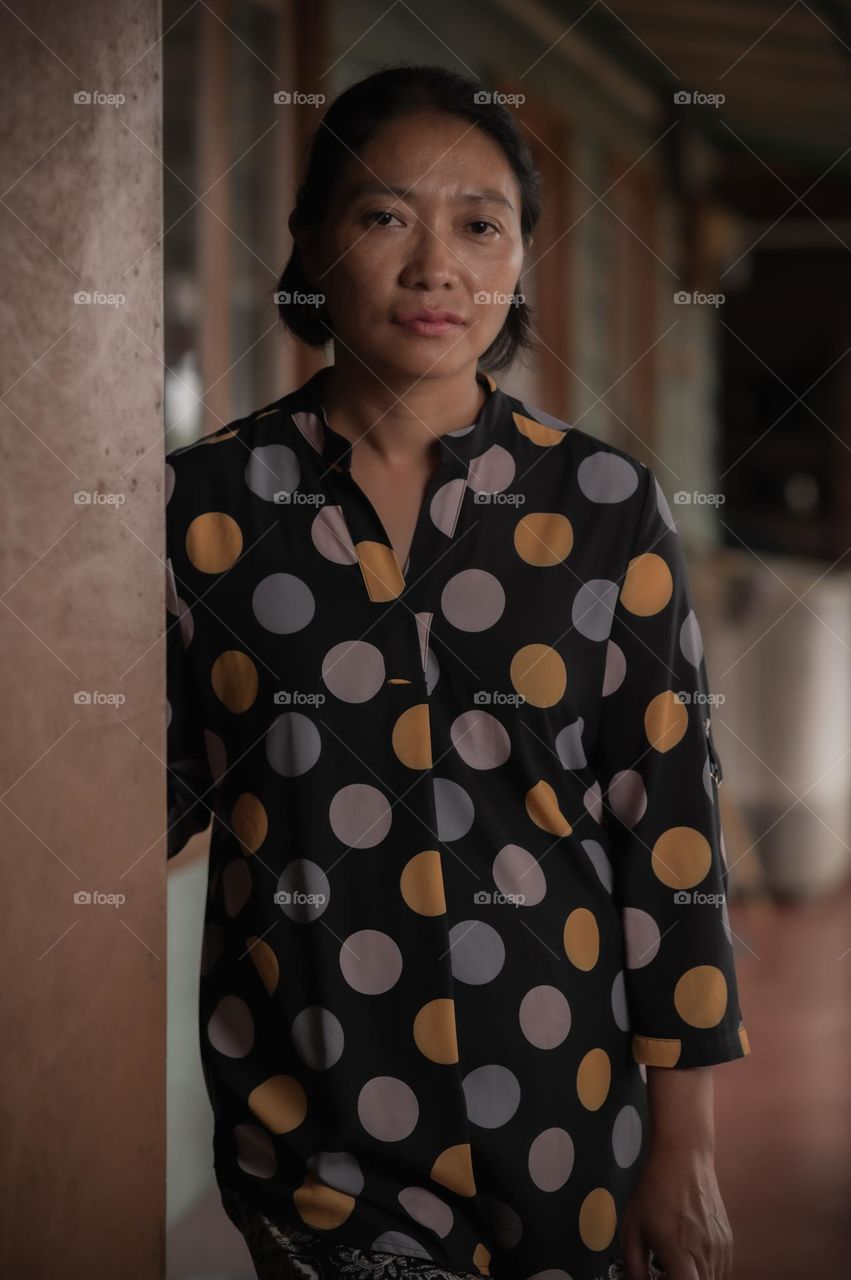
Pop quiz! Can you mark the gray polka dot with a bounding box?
[577,452,640,503]
[582,839,613,893]
[291,1006,345,1069]
[253,572,315,634]
[340,929,403,994]
[680,609,703,667]
[528,1126,574,1191]
[430,477,467,536]
[165,461,176,504]
[276,859,330,922]
[654,476,676,530]
[611,970,630,1031]
[572,579,619,641]
[623,907,660,968]
[208,995,254,1057]
[612,1104,643,1168]
[432,777,474,841]
[449,920,505,984]
[519,985,571,1049]
[311,504,358,564]
[608,770,647,826]
[555,717,586,770]
[306,1150,364,1196]
[371,1231,431,1258]
[450,710,511,769]
[462,1064,521,1128]
[467,444,516,494]
[358,1076,419,1141]
[398,1186,454,1238]
[492,844,546,907]
[602,641,626,695]
[234,1124,276,1177]
[441,569,505,632]
[245,443,301,502]
[266,712,321,777]
[329,784,392,848]
[322,640,386,703]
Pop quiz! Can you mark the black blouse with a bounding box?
[166,366,750,1280]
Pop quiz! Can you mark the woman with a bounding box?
[166,63,750,1280]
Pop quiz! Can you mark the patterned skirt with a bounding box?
[221,1189,664,1280]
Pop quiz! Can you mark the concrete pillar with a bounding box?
[0,3,166,1277]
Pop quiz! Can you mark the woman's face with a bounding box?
[300,111,527,381]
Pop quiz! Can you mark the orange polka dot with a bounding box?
[430,1144,477,1197]
[392,703,433,770]
[246,936,279,995]
[357,540,404,601]
[620,552,672,616]
[186,511,243,573]
[514,513,573,566]
[564,908,599,970]
[674,965,728,1027]
[579,1186,617,1250]
[211,650,259,713]
[400,850,447,916]
[577,1048,611,1110]
[510,644,567,707]
[644,690,688,752]
[413,998,459,1064]
[293,1171,355,1228]
[232,792,268,854]
[248,1074,307,1133]
[526,780,573,836]
[651,826,712,889]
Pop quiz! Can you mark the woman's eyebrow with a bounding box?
[349,181,514,210]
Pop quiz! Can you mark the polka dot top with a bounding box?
[165,366,751,1280]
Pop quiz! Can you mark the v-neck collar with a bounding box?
[288,366,506,475]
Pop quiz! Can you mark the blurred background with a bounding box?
[163,3,851,1278]
[2,0,847,1277]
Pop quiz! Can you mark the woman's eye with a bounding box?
[469,220,499,236]
[366,210,403,227]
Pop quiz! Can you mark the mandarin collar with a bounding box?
[289,367,505,473]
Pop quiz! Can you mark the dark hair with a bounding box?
[275,62,542,372]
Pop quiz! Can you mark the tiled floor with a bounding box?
[167,879,851,1279]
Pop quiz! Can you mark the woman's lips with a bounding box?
[394,313,465,337]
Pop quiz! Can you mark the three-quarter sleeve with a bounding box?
[165,459,215,859]
[593,463,751,1069]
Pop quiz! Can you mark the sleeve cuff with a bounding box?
[632,1022,751,1068]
